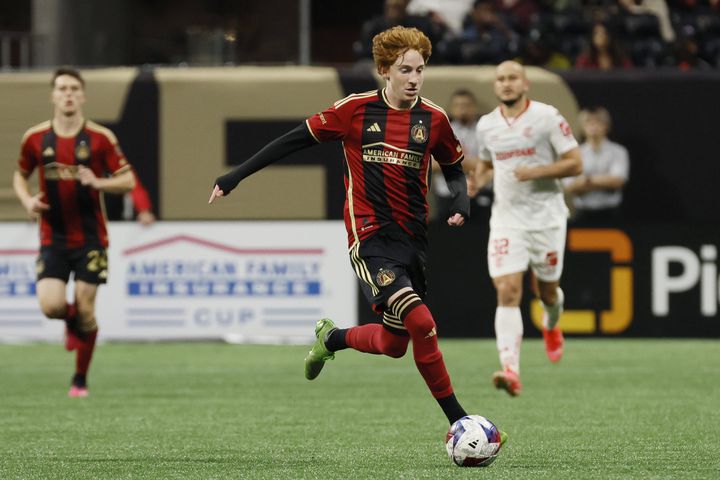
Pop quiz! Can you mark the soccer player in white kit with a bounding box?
[473,61,583,396]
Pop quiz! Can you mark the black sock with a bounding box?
[324,328,348,352]
[72,373,87,388]
[436,393,467,424]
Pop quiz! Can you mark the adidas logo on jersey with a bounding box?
[366,123,381,132]
[42,146,55,157]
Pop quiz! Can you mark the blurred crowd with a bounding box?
[355,0,720,69]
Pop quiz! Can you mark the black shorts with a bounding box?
[349,231,427,334]
[36,246,109,285]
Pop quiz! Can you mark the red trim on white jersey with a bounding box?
[500,99,531,127]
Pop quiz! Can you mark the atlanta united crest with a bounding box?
[75,141,90,161]
[376,268,396,287]
[411,123,427,144]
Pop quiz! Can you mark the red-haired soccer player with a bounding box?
[210,27,502,436]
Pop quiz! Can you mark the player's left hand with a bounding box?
[208,185,225,204]
[77,166,99,189]
[136,210,156,226]
[513,166,537,182]
[447,213,465,227]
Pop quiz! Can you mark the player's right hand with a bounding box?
[208,185,225,204]
[25,192,50,219]
[447,212,465,227]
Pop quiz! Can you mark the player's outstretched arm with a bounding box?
[440,161,470,227]
[209,123,316,204]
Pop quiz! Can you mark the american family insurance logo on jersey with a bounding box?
[362,142,423,169]
[122,235,323,297]
[0,248,37,297]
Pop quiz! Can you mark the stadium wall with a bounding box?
[2,68,718,224]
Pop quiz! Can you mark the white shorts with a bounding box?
[487,225,566,282]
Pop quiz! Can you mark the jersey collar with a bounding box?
[499,99,531,127]
[381,88,419,111]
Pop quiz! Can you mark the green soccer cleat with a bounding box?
[500,430,509,446]
[304,318,336,380]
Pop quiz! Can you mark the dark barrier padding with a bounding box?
[561,70,720,225]
[104,69,159,219]
[382,221,720,338]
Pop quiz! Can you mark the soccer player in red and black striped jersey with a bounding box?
[13,68,136,398]
[210,27,488,427]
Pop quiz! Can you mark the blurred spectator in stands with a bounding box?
[492,0,540,32]
[407,0,475,36]
[447,0,519,64]
[538,0,583,12]
[619,0,675,42]
[431,89,486,219]
[355,0,447,60]
[564,107,629,225]
[516,27,573,69]
[674,27,713,69]
[575,21,633,69]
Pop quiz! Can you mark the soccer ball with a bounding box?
[445,415,503,467]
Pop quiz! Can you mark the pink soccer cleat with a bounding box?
[68,385,89,398]
[492,369,522,397]
[543,327,564,363]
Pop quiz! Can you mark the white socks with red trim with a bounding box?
[495,306,523,374]
[542,287,564,331]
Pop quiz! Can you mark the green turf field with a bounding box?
[1,339,718,479]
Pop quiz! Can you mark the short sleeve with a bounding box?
[17,135,37,177]
[547,109,579,156]
[102,132,132,176]
[306,100,354,143]
[431,115,464,165]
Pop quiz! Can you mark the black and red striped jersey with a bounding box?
[17,120,132,248]
[306,89,464,248]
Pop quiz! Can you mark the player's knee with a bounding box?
[496,281,521,305]
[40,303,66,319]
[403,304,437,340]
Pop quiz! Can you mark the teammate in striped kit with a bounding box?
[13,68,136,397]
[472,61,583,396]
[210,27,497,429]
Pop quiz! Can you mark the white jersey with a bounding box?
[476,100,578,230]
